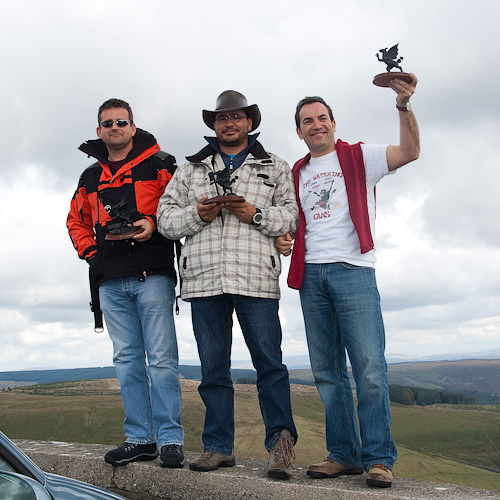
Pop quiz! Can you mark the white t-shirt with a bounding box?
[298,144,390,268]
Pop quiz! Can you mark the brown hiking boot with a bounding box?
[189,451,235,472]
[366,464,393,488]
[267,429,295,480]
[307,457,363,479]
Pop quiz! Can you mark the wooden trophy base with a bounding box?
[105,226,144,241]
[203,195,245,205]
[373,72,412,87]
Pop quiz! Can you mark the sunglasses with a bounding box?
[100,119,131,128]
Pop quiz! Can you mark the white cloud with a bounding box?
[0,0,499,371]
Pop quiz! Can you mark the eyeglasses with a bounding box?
[100,119,131,128]
[215,114,248,123]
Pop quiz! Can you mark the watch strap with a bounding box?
[252,208,263,226]
[396,102,411,112]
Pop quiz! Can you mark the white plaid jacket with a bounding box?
[157,141,298,299]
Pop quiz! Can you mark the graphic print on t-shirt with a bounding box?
[302,172,342,218]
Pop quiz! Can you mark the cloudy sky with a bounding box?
[1,0,499,372]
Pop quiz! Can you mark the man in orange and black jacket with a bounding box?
[67,98,184,469]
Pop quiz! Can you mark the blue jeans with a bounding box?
[99,275,184,448]
[191,294,297,454]
[299,263,397,471]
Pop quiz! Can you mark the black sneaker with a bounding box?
[160,444,184,468]
[104,442,158,466]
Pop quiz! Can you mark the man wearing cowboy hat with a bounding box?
[157,90,298,479]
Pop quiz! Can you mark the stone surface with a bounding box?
[15,440,500,500]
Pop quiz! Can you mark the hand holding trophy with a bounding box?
[203,167,245,205]
[104,200,145,241]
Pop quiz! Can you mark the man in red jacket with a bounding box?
[67,99,184,468]
[277,75,420,487]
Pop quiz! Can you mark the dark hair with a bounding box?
[295,96,334,128]
[98,98,134,124]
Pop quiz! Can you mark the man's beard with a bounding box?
[217,129,246,149]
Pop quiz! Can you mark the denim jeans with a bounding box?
[99,275,183,448]
[191,294,297,454]
[299,263,397,471]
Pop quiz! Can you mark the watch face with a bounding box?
[253,212,263,224]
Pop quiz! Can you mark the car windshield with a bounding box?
[0,473,37,500]
[0,454,17,473]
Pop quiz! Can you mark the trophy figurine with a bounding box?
[104,199,145,240]
[203,167,245,204]
[373,44,412,87]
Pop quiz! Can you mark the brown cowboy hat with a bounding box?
[203,90,261,131]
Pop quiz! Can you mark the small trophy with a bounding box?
[373,44,412,87]
[203,167,245,204]
[104,200,145,240]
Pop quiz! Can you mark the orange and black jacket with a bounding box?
[67,128,177,286]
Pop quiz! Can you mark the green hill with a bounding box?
[0,365,255,390]
[0,379,498,492]
[1,359,499,403]
[289,359,500,405]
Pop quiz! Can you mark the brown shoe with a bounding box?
[267,429,295,480]
[366,464,393,488]
[307,457,363,479]
[189,451,235,472]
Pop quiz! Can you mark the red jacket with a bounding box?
[67,129,177,285]
[287,140,374,290]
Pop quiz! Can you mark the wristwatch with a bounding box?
[252,208,263,226]
[396,102,412,112]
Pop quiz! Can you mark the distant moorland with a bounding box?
[1,359,499,404]
[289,359,500,405]
[0,376,499,492]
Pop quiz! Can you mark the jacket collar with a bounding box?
[186,135,271,164]
[78,128,157,164]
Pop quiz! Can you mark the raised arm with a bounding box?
[386,73,420,171]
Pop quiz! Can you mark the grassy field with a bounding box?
[1,379,499,491]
